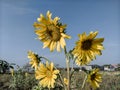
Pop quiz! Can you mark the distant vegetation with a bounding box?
[0,59,15,74]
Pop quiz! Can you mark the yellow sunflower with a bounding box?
[27,51,39,69]
[10,68,14,76]
[35,61,59,88]
[64,78,68,85]
[72,31,104,65]
[87,68,102,89]
[34,11,71,52]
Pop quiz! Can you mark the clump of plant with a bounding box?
[27,10,104,90]
[100,73,120,90]
[9,67,37,90]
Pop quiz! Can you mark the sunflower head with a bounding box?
[87,68,102,89]
[72,31,104,66]
[35,61,59,88]
[34,11,71,52]
[27,51,40,69]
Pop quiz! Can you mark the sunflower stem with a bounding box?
[70,60,75,78]
[64,46,70,90]
[81,75,87,89]
[40,56,66,90]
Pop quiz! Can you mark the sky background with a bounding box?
[0,0,120,67]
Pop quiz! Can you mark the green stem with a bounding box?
[40,56,66,90]
[64,46,70,90]
[70,60,75,79]
[81,75,87,89]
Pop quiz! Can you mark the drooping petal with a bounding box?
[61,33,71,39]
[43,40,51,48]
[60,37,66,49]
[56,41,61,52]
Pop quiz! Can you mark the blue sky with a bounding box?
[0,0,120,67]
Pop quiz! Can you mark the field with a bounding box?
[0,71,120,90]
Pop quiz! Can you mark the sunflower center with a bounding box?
[91,73,96,80]
[81,39,92,50]
[46,70,52,78]
[47,25,61,41]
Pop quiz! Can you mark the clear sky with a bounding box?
[0,0,120,67]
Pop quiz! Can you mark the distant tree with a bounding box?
[117,63,120,66]
[103,64,111,68]
[115,63,120,71]
[0,59,15,74]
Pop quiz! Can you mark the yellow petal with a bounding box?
[95,78,102,82]
[57,41,61,52]
[53,17,60,25]
[50,41,54,52]
[50,62,54,71]
[93,80,100,88]
[53,41,57,51]
[96,45,104,50]
[82,32,87,40]
[43,40,51,48]
[60,37,66,49]
[88,31,98,39]
[33,23,45,29]
[47,10,52,20]
[35,29,46,34]
[93,38,104,43]
[61,33,71,39]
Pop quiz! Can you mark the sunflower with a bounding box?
[87,68,102,89]
[72,31,104,66]
[35,61,59,88]
[34,11,71,52]
[27,51,40,69]
[64,78,68,85]
[10,68,14,76]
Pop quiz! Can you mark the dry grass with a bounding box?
[0,74,11,90]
